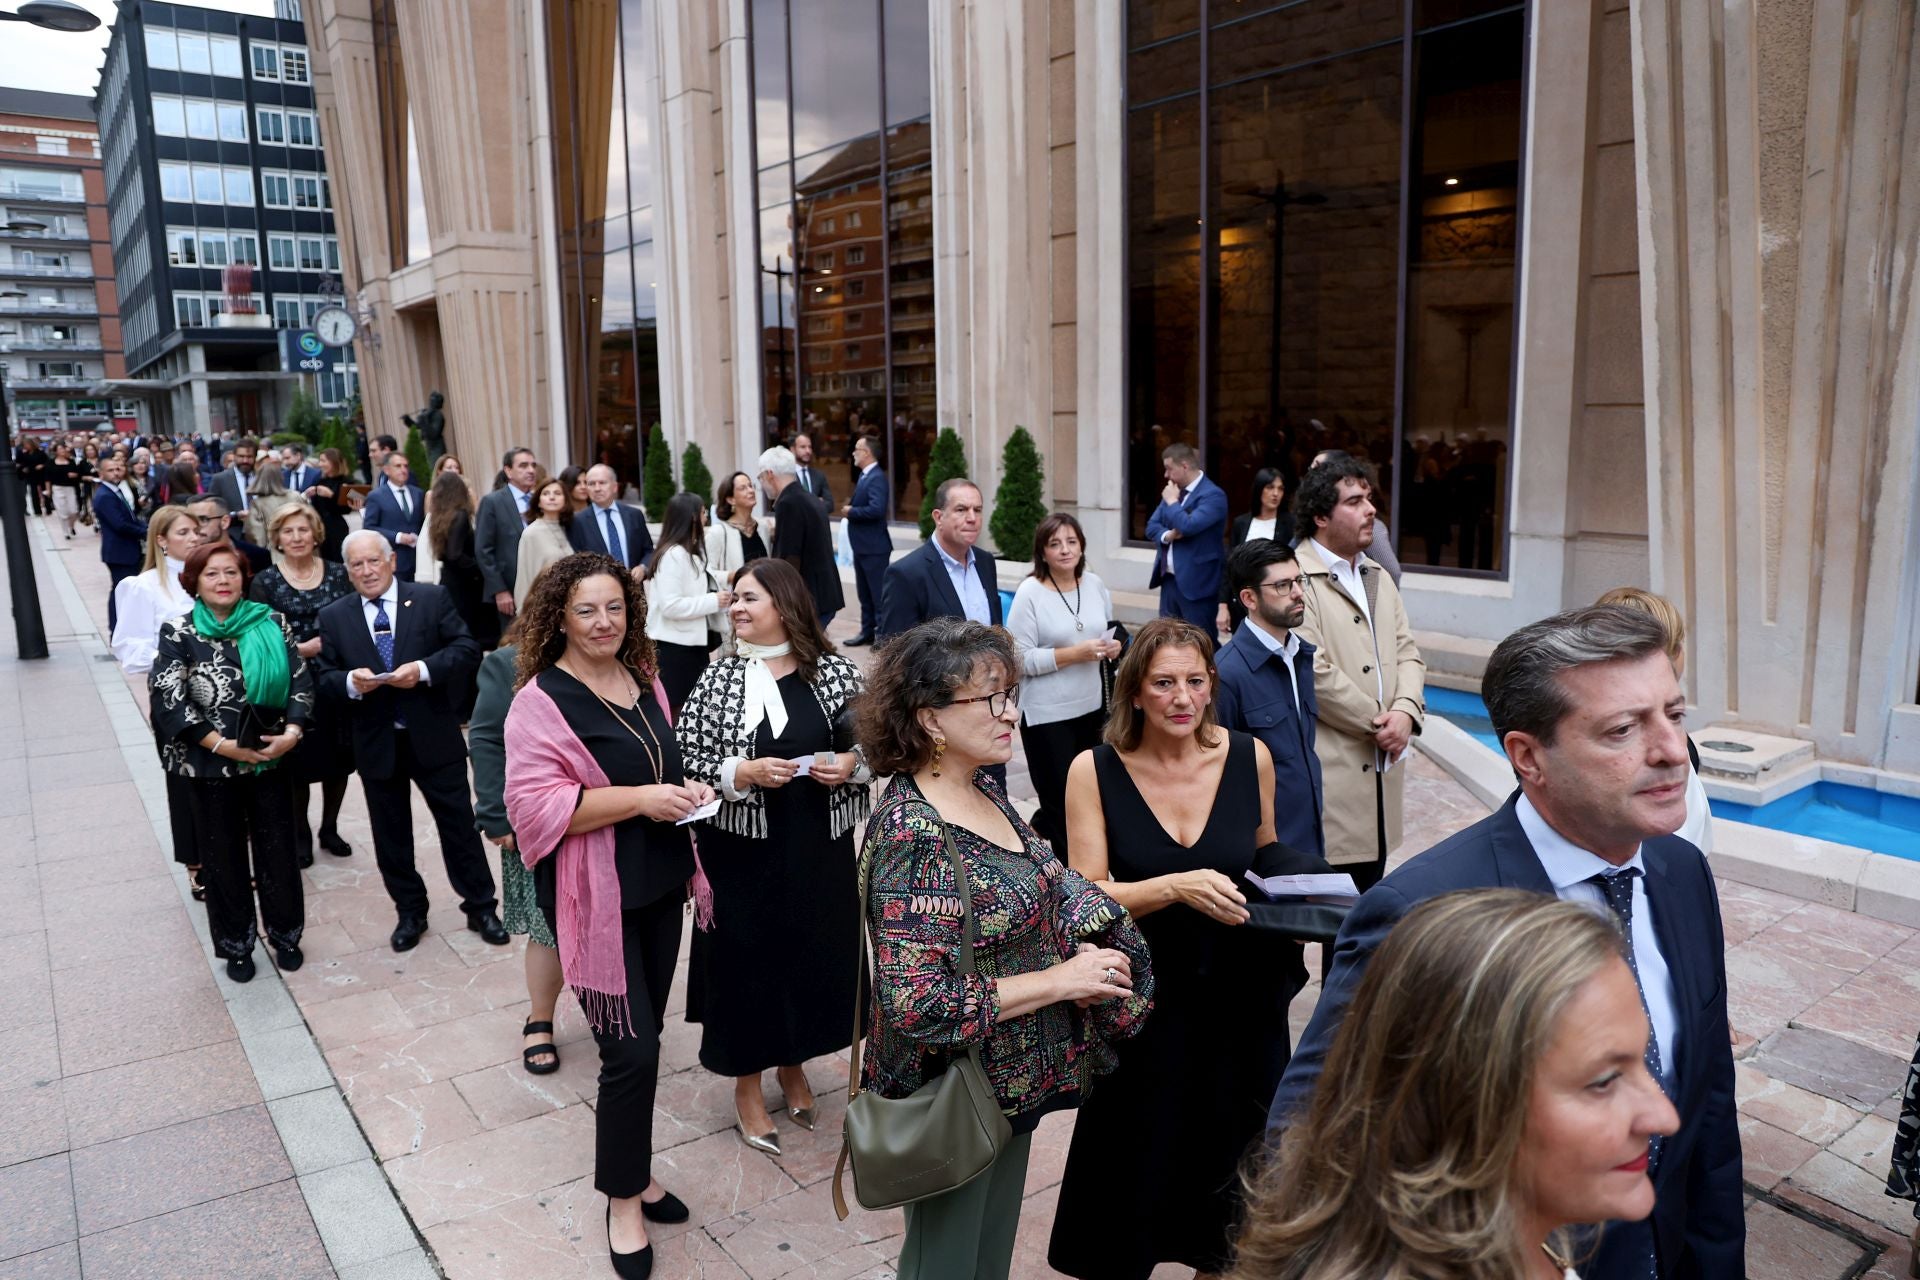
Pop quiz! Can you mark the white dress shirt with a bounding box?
[1242,616,1303,718]
[344,582,430,698]
[510,484,532,516]
[592,501,627,565]
[933,536,993,624]
[388,481,414,517]
[1516,794,1679,1081]
[1159,470,1207,578]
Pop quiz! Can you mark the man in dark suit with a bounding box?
[1269,605,1745,1280]
[1146,441,1229,633]
[207,436,259,523]
[1213,539,1324,859]
[186,496,271,575]
[92,453,146,633]
[361,452,427,581]
[791,432,833,509]
[475,445,539,622]
[281,442,320,496]
[840,433,892,646]
[877,477,1000,640]
[761,444,845,627]
[568,462,655,577]
[316,529,507,953]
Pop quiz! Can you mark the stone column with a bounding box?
[1072,0,1125,560]
[1632,0,1920,766]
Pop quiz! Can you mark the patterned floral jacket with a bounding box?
[860,772,1154,1122]
[150,612,313,779]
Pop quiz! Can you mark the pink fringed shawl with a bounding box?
[504,673,713,1035]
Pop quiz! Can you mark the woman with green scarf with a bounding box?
[151,542,314,982]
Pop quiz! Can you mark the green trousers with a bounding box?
[895,1131,1035,1280]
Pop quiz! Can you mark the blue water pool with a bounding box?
[1422,686,1920,862]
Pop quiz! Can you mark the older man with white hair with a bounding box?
[314,529,505,953]
[567,461,654,576]
[761,443,844,627]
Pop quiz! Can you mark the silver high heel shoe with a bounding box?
[735,1103,781,1156]
[780,1071,816,1131]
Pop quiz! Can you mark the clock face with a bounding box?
[314,306,356,347]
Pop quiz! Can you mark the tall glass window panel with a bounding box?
[881,0,930,125]
[404,113,430,260]
[760,197,798,438]
[787,0,879,160]
[159,161,191,202]
[885,121,934,519]
[210,35,242,78]
[793,135,884,505]
[193,165,223,205]
[594,245,643,479]
[224,167,253,206]
[146,28,179,71]
[1399,10,1522,572]
[177,32,211,75]
[152,95,186,137]
[218,103,248,142]
[184,99,217,140]
[751,0,791,170]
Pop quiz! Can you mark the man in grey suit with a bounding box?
[475,446,540,623]
[792,433,833,509]
[207,436,259,521]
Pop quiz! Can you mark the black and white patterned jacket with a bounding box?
[150,612,313,779]
[675,652,872,839]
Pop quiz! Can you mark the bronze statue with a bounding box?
[402,390,447,467]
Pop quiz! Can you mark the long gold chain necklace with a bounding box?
[561,662,665,779]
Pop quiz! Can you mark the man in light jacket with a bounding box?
[1291,453,1424,891]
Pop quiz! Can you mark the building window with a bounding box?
[323,236,340,271]
[176,31,212,75]
[231,232,259,265]
[262,171,291,208]
[223,167,253,206]
[200,234,230,267]
[272,297,301,327]
[845,309,864,330]
[211,35,243,78]
[257,108,285,144]
[251,43,280,80]
[158,161,192,203]
[301,298,322,326]
[167,227,197,265]
[286,111,317,148]
[846,245,866,265]
[292,174,322,209]
[268,235,297,270]
[145,27,179,71]
[218,103,248,142]
[175,294,204,327]
[192,165,223,204]
[1121,4,1525,575]
[281,48,310,84]
[815,251,834,271]
[151,94,186,137]
[297,236,325,270]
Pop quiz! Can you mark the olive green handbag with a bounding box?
[832,801,1012,1220]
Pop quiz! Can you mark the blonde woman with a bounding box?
[417,454,466,583]
[1229,890,1678,1280]
[243,462,298,553]
[1594,587,1711,854]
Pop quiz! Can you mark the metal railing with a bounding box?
[7,375,98,389]
[0,341,103,354]
[0,183,85,204]
[0,227,89,243]
[0,300,96,315]
[0,262,91,278]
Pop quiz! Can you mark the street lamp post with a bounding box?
[0,0,101,660]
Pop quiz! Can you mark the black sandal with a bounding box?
[522,1020,560,1075]
[187,866,206,902]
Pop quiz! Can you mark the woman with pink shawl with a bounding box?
[505,552,715,1280]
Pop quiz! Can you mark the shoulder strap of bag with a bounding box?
[834,792,980,1219]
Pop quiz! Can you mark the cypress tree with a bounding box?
[918,428,969,540]
[988,425,1048,559]
[681,442,714,510]
[643,423,675,516]
[403,426,429,483]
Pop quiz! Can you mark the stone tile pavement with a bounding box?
[6,509,1918,1278]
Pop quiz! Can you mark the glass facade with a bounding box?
[751,0,934,518]
[1125,0,1525,574]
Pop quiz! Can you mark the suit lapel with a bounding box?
[924,543,965,617]
[1490,795,1558,893]
[1640,843,1695,1082]
[389,583,416,662]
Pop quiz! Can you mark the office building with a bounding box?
[0,88,126,434]
[95,0,355,439]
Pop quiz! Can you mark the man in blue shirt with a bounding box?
[1213,539,1324,859]
[878,477,1001,640]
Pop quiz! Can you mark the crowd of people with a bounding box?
[42,418,1920,1280]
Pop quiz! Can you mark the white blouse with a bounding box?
[644,544,724,646]
[1245,515,1278,543]
[111,560,193,674]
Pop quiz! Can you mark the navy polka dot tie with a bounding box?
[1590,866,1664,1277]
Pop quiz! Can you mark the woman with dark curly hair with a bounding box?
[504,551,713,1278]
[853,617,1154,1280]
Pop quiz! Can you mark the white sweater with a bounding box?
[1006,572,1114,726]
[645,544,723,646]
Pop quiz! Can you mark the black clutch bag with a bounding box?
[1240,839,1354,945]
[235,704,286,750]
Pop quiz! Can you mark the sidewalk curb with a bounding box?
[31,521,442,1280]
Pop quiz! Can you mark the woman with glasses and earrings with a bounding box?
[1006,512,1122,858]
[674,557,867,1155]
[855,618,1153,1280]
[1050,616,1290,1280]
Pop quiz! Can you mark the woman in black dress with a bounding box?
[426,470,498,651]
[305,448,355,562]
[675,557,869,1155]
[1049,617,1287,1280]
[504,552,710,1277]
[250,503,357,866]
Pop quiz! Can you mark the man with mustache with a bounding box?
[1268,604,1744,1280]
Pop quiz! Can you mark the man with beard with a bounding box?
[1213,538,1324,859]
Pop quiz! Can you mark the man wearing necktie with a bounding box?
[92,453,146,633]
[209,437,259,518]
[1269,605,1745,1280]
[1146,442,1228,636]
[568,462,656,577]
[361,452,427,581]
[792,432,833,510]
[282,442,316,496]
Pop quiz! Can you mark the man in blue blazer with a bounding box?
[1269,605,1744,1280]
[841,433,893,645]
[1213,539,1324,858]
[92,453,146,633]
[1145,441,1228,633]
[877,477,1001,641]
[361,452,427,581]
[568,463,655,576]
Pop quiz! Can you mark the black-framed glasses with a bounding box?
[949,684,1021,717]
[1259,576,1305,597]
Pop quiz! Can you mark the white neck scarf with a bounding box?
[160,556,191,610]
[735,638,793,738]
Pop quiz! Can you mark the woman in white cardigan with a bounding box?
[648,493,733,714]
[704,471,772,656]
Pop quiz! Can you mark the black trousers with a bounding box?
[186,772,304,959]
[360,730,497,918]
[852,551,889,636]
[1020,707,1105,860]
[106,561,138,634]
[654,640,708,719]
[540,892,684,1199]
[163,756,200,866]
[292,774,352,863]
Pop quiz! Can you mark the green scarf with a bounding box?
[193,598,291,710]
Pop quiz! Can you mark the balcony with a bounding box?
[0,183,85,205]
[0,300,97,317]
[0,340,103,355]
[0,262,91,279]
[0,226,89,244]
[6,374,97,391]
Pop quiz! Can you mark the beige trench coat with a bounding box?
[1291,539,1426,867]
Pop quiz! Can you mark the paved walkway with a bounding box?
[4,509,1915,1278]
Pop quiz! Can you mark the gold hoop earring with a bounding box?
[930,737,947,778]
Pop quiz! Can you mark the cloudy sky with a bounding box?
[0,0,277,101]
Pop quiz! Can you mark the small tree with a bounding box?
[917,428,969,540]
[681,442,714,509]
[403,425,430,484]
[284,387,325,444]
[643,422,675,516]
[319,417,355,463]
[988,426,1048,560]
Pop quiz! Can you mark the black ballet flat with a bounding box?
[639,1190,688,1224]
[606,1204,654,1279]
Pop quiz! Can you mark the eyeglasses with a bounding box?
[948,685,1021,717]
[1259,576,1305,597]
